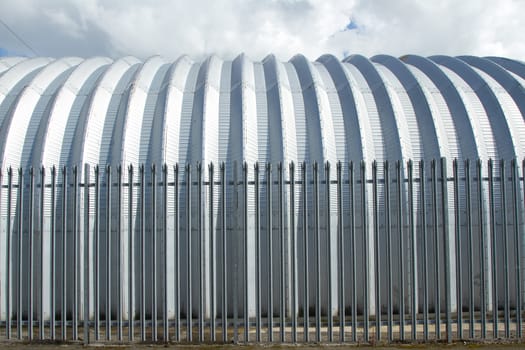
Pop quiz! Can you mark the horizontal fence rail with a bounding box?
[0,158,524,344]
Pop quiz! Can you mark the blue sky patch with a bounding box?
[0,47,8,56]
[345,18,358,31]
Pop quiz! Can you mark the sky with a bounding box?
[0,0,524,61]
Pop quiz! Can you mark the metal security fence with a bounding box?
[0,158,523,344]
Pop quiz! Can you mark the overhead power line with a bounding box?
[0,17,39,56]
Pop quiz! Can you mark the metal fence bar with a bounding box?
[117,165,123,341]
[516,159,524,338]
[209,163,215,342]
[50,167,57,340]
[290,162,297,343]
[431,159,440,340]
[267,163,273,342]
[349,162,357,342]
[255,163,261,342]
[244,162,249,342]
[372,161,380,341]
[420,160,429,341]
[83,164,90,345]
[140,165,146,341]
[511,159,521,338]
[106,165,112,341]
[396,160,404,341]
[313,162,321,342]
[501,160,510,338]
[17,168,23,340]
[279,162,285,343]
[362,160,369,342]
[39,167,44,340]
[301,162,309,342]
[385,161,393,342]
[336,161,344,343]
[488,159,497,338]
[94,166,100,341]
[233,162,238,344]
[185,164,192,342]
[325,161,333,342]
[220,162,226,343]
[477,159,487,339]
[6,168,12,339]
[453,159,462,340]
[72,165,79,340]
[28,168,34,341]
[151,164,157,342]
[62,167,67,341]
[162,164,168,342]
[174,164,181,341]
[465,160,475,339]
[408,160,416,341]
[127,165,134,342]
[197,162,203,342]
[441,158,451,343]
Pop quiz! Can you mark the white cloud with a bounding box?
[0,0,524,61]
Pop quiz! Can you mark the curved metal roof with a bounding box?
[1,54,524,169]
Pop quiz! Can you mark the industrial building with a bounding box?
[0,53,524,342]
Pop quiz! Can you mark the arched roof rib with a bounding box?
[0,54,523,170]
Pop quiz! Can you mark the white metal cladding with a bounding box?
[1,54,525,326]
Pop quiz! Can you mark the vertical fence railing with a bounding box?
[0,159,524,343]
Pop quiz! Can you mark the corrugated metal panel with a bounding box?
[439,66,498,159]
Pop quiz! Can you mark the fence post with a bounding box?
[477,159,486,338]
[117,165,122,340]
[197,162,203,342]
[6,167,12,339]
[162,164,168,341]
[209,162,215,342]
[290,161,297,343]
[220,162,227,342]
[372,160,380,341]
[174,164,180,341]
[362,160,369,342]
[336,161,344,342]
[301,162,308,342]
[243,162,249,342]
[106,165,112,341]
[185,163,192,342]
[59,166,66,340]
[325,161,333,342]
[50,167,57,340]
[431,159,439,339]
[420,160,428,341]
[39,166,45,340]
[94,165,100,340]
[501,160,510,338]
[313,162,321,342]
[254,162,261,342]
[151,164,157,341]
[396,160,404,341]
[488,159,497,338]
[278,162,285,343]
[453,159,462,339]
[84,164,90,344]
[28,167,34,341]
[349,162,356,342]
[408,159,416,340]
[267,163,273,342]
[127,165,134,341]
[17,167,23,340]
[385,161,393,341]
